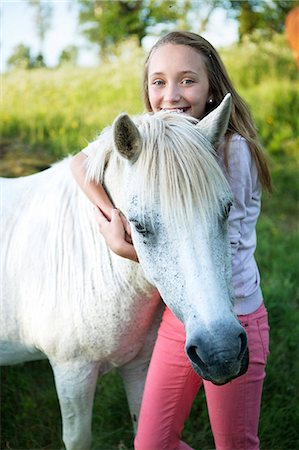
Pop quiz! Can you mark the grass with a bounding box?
[1,35,299,449]
[1,160,298,449]
[1,363,133,450]
[0,53,144,158]
[252,155,299,450]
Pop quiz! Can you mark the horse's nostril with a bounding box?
[187,345,198,362]
[186,345,208,372]
[239,330,248,359]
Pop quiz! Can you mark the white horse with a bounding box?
[0,94,248,450]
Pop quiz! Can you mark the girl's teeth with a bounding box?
[162,108,185,113]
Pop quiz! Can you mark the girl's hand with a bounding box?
[94,207,138,262]
[119,211,133,244]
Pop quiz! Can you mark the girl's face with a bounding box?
[147,43,210,119]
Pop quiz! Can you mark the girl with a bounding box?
[71,31,271,450]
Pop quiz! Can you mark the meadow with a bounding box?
[1,34,298,450]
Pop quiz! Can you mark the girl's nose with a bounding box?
[164,84,181,103]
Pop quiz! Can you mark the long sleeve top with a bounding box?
[217,134,263,315]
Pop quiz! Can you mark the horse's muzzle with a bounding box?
[186,326,249,385]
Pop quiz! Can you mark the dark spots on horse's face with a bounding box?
[133,414,137,422]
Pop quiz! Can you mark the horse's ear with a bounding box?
[196,93,232,146]
[113,113,142,163]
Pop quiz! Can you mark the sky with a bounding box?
[0,0,239,72]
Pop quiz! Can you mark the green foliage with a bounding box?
[1,49,144,158]
[58,45,79,66]
[1,34,298,449]
[221,0,299,40]
[221,34,299,161]
[247,82,299,160]
[1,361,63,449]
[1,166,298,450]
[28,0,53,50]
[6,44,31,70]
[1,363,132,449]
[6,44,47,71]
[221,34,298,87]
[2,34,297,161]
[77,0,189,55]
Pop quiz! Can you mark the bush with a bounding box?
[221,33,298,88]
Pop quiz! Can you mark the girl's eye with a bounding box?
[182,79,194,85]
[152,79,165,86]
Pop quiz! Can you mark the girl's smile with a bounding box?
[147,44,211,119]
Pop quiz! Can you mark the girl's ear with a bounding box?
[113,113,142,163]
[196,93,232,146]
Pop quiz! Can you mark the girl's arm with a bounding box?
[71,151,114,220]
[70,152,138,262]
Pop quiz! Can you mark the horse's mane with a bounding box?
[85,112,232,229]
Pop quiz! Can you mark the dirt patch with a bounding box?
[0,140,56,177]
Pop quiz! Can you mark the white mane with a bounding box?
[85,112,232,228]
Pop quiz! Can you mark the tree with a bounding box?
[6,44,46,70]
[6,44,32,70]
[186,0,226,34]
[221,0,299,41]
[77,0,192,57]
[28,0,53,58]
[32,53,46,69]
[58,46,79,66]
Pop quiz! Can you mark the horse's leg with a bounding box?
[50,359,100,450]
[118,304,164,433]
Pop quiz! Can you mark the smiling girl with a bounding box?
[71,31,271,450]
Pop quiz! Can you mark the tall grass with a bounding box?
[1,34,298,449]
[1,47,145,158]
[221,34,298,88]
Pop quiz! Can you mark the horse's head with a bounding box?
[107,95,248,385]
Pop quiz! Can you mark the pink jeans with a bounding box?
[134,303,269,450]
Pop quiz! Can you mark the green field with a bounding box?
[1,35,298,449]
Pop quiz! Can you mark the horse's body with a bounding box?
[0,95,248,449]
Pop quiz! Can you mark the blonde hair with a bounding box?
[143,31,272,192]
[85,112,232,230]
